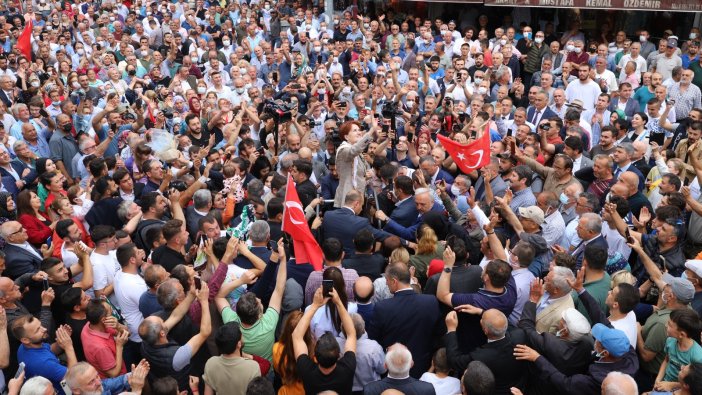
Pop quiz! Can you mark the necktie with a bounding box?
[532,110,540,125]
[614,167,622,179]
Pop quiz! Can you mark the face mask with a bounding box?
[222,40,230,46]
[191,56,199,63]
[364,23,369,30]
[62,124,72,133]
[264,4,270,10]
[263,185,271,195]
[440,30,447,36]
[52,101,61,106]
[72,82,81,89]
[31,80,40,88]
[333,19,339,25]
[500,39,507,46]
[566,44,575,51]
[135,88,143,94]
[333,57,339,63]
[559,193,569,205]
[314,46,322,52]
[525,32,532,40]
[534,37,543,44]
[474,77,482,85]
[197,87,207,94]
[691,33,698,39]
[639,35,647,42]
[128,69,136,76]
[146,11,152,16]
[594,351,606,359]
[236,87,245,94]
[451,184,461,196]
[556,329,565,338]
[110,16,115,22]
[574,47,582,54]
[77,48,85,55]
[478,86,487,95]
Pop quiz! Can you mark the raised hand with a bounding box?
[528,278,545,303]
[513,344,540,362]
[454,304,483,315]
[445,310,458,331]
[443,246,455,268]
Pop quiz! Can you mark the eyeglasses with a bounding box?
[9,227,25,236]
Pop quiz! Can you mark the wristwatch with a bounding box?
[443,267,452,273]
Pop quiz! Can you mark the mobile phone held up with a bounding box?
[322,280,333,297]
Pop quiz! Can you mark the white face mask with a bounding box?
[236,87,245,94]
[31,80,40,88]
[556,329,566,338]
[77,48,85,55]
[314,46,322,52]
[474,77,482,85]
[478,86,487,95]
[191,56,199,63]
[72,82,80,89]
[566,44,575,51]
[197,87,207,94]
[534,37,543,44]
[264,4,270,10]
[574,47,582,54]
[691,33,699,39]
[500,39,507,46]
[222,40,230,46]
[263,185,271,195]
[639,35,647,42]
[134,87,143,94]
[450,184,461,196]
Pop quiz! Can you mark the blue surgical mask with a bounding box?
[525,32,532,40]
[559,193,569,205]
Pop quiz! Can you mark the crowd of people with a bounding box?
[2,0,702,394]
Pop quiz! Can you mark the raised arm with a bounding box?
[185,285,212,354]
[293,287,324,358]
[331,287,356,353]
[436,246,455,306]
[163,287,196,329]
[214,270,257,313]
[72,243,94,290]
[268,239,288,312]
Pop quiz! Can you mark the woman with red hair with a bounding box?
[333,120,375,208]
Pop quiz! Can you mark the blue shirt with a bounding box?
[18,343,67,394]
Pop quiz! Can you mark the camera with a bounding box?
[262,99,296,123]
[381,101,402,119]
[169,180,187,191]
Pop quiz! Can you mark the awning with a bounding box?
[405,0,482,2]
[484,0,702,12]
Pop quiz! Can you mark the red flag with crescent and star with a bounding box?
[16,19,33,61]
[282,174,323,270]
[436,125,491,174]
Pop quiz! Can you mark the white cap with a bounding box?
[562,308,591,339]
[685,260,702,278]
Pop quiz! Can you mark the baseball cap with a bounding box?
[662,273,695,303]
[518,206,545,226]
[592,324,630,357]
[667,37,679,48]
[664,29,674,36]
[562,308,591,339]
[565,99,585,111]
[685,260,702,278]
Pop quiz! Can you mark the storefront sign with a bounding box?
[484,0,702,11]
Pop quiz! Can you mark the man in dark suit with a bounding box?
[527,91,558,126]
[612,143,645,192]
[292,159,317,209]
[322,190,393,256]
[0,147,33,192]
[0,221,44,280]
[420,155,455,185]
[0,74,14,108]
[319,157,339,200]
[607,82,638,118]
[385,176,419,229]
[363,343,436,395]
[342,229,385,281]
[367,262,440,378]
[555,212,609,271]
[375,188,441,241]
[445,309,527,395]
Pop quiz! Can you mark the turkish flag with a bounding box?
[16,19,32,61]
[436,126,491,174]
[282,174,323,270]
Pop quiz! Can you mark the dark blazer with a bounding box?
[518,301,595,395]
[384,203,442,241]
[608,98,638,118]
[367,289,440,378]
[389,196,419,228]
[342,253,385,281]
[0,90,12,108]
[613,164,645,192]
[434,168,455,185]
[85,197,124,230]
[527,106,558,125]
[573,235,609,270]
[445,330,527,395]
[321,207,392,256]
[632,158,651,179]
[296,179,317,209]
[3,244,42,280]
[320,174,339,200]
[363,377,436,395]
[8,160,37,186]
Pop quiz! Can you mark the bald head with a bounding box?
[620,171,639,194]
[631,141,647,160]
[353,276,374,301]
[481,309,508,339]
[297,147,312,160]
[601,372,638,395]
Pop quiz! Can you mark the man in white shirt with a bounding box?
[617,42,647,82]
[113,243,148,345]
[565,64,602,111]
[594,56,618,94]
[90,225,122,305]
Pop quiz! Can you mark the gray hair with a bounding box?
[350,313,365,338]
[602,372,639,395]
[483,311,508,338]
[552,266,575,293]
[247,179,265,198]
[618,142,635,157]
[117,200,133,223]
[385,343,412,377]
[594,154,614,168]
[193,189,212,210]
[495,65,511,81]
[19,377,53,395]
[157,278,181,310]
[580,212,603,234]
[12,140,26,152]
[138,317,163,345]
[11,103,28,119]
[248,220,270,243]
[64,362,95,391]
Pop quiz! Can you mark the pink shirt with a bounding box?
[80,325,126,378]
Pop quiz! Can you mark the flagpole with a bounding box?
[281,174,291,233]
